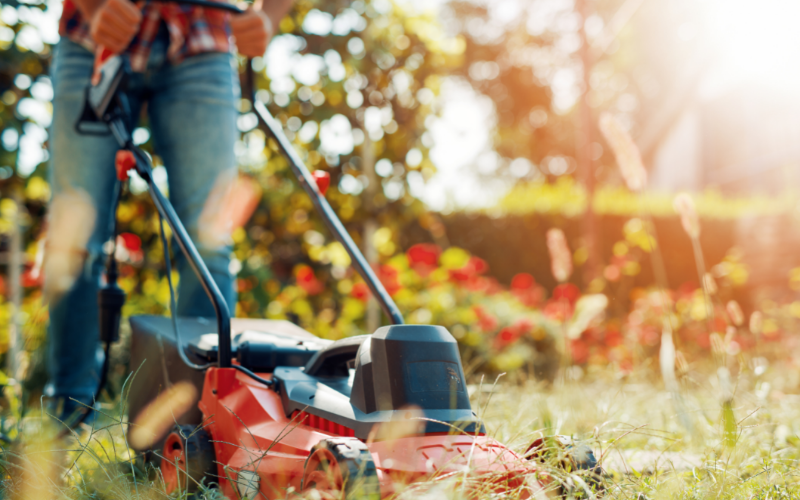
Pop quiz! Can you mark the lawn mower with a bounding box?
[75,1,603,497]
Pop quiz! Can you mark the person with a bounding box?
[46,0,292,421]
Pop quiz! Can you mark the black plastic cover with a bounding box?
[304,335,368,377]
[274,325,483,439]
[127,315,325,450]
[188,329,329,370]
[237,341,317,373]
[350,338,376,413]
[354,325,470,413]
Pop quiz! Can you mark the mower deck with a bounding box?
[131,317,547,498]
[200,366,541,498]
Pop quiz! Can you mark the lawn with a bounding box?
[2,359,799,499]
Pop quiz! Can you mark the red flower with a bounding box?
[377,264,401,296]
[512,317,534,335]
[470,256,489,275]
[483,277,503,295]
[21,266,42,288]
[516,287,545,308]
[543,299,571,322]
[465,276,490,293]
[479,315,498,332]
[449,256,489,283]
[295,265,323,295]
[496,327,519,348]
[511,273,544,307]
[449,269,471,282]
[553,283,580,306]
[407,243,440,267]
[604,328,623,347]
[351,282,370,302]
[118,232,142,252]
[473,305,498,332]
[237,277,255,293]
[570,339,590,365]
[511,273,535,291]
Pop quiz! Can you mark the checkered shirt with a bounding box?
[59,0,232,72]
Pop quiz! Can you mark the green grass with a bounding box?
[2,360,800,499]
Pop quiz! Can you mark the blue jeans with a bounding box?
[47,30,238,400]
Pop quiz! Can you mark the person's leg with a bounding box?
[47,39,143,411]
[147,52,239,317]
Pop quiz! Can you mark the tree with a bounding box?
[0,0,470,341]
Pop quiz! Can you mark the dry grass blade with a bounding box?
[749,311,763,336]
[659,330,678,393]
[726,300,744,327]
[673,192,700,239]
[197,172,263,249]
[546,228,572,283]
[127,381,198,450]
[567,294,608,340]
[43,190,97,303]
[7,439,59,500]
[598,112,647,192]
[366,405,425,444]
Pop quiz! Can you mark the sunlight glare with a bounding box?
[706,0,800,87]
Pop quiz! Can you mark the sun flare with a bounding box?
[704,0,800,86]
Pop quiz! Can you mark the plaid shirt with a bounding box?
[59,0,231,72]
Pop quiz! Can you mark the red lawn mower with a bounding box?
[76,1,604,497]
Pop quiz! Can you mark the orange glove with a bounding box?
[89,0,142,54]
[231,8,273,57]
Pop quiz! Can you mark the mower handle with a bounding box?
[86,0,404,372]
[232,5,404,325]
[148,0,245,13]
[225,0,405,324]
[251,101,405,325]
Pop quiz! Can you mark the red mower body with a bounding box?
[131,318,550,499]
[192,367,544,498]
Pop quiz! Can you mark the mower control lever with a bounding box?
[88,56,126,118]
[96,104,234,367]
[252,100,404,325]
[312,170,330,195]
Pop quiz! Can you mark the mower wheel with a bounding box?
[161,424,217,494]
[526,437,605,496]
[302,438,381,500]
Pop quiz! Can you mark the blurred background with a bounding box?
[2,0,800,389]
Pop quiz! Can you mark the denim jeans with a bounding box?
[47,28,239,400]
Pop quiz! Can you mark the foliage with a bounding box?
[0,0,470,383]
[442,0,565,180]
[498,177,800,219]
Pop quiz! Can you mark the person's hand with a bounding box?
[89,0,142,54]
[231,8,273,57]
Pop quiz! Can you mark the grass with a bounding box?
[1,358,799,499]
[477,361,800,499]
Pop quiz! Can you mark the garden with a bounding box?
[3,0,800,498]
